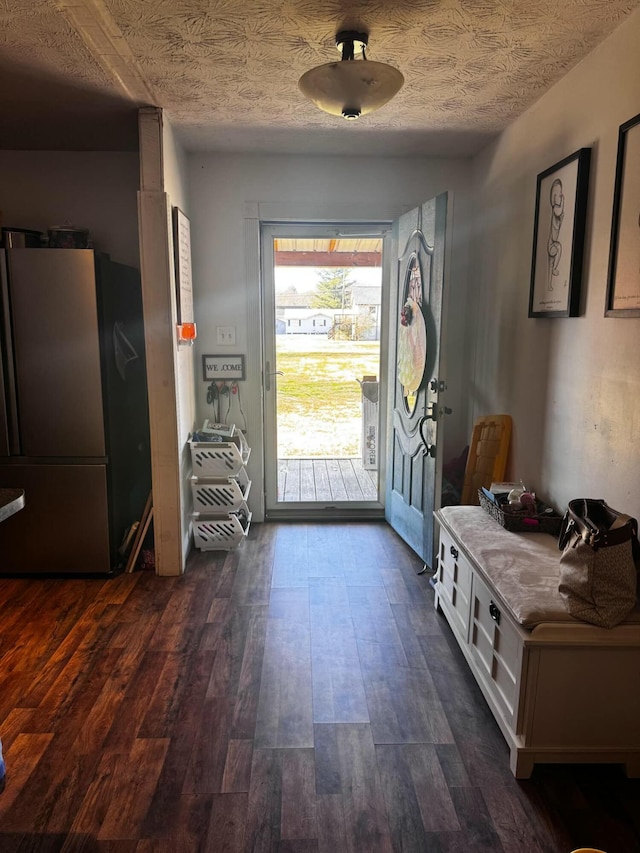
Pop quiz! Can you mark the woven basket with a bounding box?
[478,490,562,536]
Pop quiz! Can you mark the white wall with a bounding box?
[163,121,190,215]
[470,8,640,519]
[162,118,196,562]
[0,151,140,267]
[187,152,474,517]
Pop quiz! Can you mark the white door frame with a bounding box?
[259,219,392,519]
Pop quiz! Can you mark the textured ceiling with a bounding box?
[0,0,639,155]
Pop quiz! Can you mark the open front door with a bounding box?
[385,193,449,567]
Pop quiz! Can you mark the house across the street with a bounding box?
[280,308,336,334]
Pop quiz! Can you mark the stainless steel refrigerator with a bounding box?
[0,248,151,574]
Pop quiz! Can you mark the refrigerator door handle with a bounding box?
[0,251,21,456]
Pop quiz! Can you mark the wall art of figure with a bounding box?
[547,178,564,291]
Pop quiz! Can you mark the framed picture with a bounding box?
[172,206,194,324]
[606,112,640,316]
[528,148,591,318]
[203,354,246,381]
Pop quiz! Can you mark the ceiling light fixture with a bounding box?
[298,30,404,121]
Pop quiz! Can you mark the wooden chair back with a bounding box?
[460,414,512,505]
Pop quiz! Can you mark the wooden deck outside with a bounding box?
[278,457,378,502]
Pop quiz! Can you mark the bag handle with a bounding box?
[559,499,640,554]
[558,511,575,551]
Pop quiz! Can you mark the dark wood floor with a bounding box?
[1,522,639,852]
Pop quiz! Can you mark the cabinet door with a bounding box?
[469,573,524,729]
[8,250,105,458]
[437,526,473,642]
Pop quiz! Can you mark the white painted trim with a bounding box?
[56,0,157,104]
[377,231,393,500]
[260,227,278,512]
[256,201,409,224]
[258,219,389,515]
[137,189,184,576]
[139,107,164,193]
[244,210,265,522]
[138,106,186,576]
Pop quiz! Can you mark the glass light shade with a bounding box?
[299,60,404,119]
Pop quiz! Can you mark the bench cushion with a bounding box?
[438,506,640,628]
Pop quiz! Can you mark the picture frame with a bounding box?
[203,354,246,381]
[172,206,194,324]
[528,148,591,318]
[605,112,640,317]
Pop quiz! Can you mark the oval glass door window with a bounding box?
[397,253,426,416]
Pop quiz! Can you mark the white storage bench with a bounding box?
[434,505,640,779]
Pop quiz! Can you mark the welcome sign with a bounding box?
[202,355,246,381]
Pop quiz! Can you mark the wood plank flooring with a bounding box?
[277,459,378,502]
[1,521,639,851]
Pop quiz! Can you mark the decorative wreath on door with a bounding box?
[397,253,426,410]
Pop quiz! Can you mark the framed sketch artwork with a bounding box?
[606,112,640,316]
[528,148,591,318]
[172,206,194,324]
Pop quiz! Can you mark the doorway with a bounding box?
[261,223,390,519]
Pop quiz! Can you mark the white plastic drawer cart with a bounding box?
[189,432,252,551]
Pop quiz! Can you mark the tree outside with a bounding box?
[310,268,355,310]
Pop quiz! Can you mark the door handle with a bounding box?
[265,361,283,391]
[424,404,452,421]
[418,415,436,458]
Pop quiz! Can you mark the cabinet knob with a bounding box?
[450,545,459,560]
[489,601,501,625]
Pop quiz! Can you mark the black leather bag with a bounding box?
[558,498,639,628]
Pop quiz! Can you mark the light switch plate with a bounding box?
[216,326,236,345]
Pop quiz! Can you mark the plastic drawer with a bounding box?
[192,508,251,551]
[189,431,250,477]
[190,468,251,513]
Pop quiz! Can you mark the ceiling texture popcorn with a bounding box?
[0,0,638,154]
